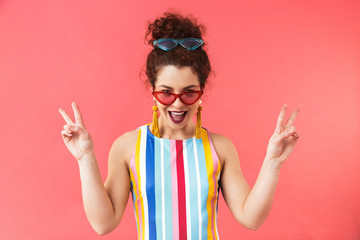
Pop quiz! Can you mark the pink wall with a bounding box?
[0,0,359,239]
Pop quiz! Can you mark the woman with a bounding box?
[59,12,299,239]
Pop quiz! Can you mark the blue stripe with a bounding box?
[146,132,157,240]
[163,140,173,239]
[154,137,162,240]
[186,140,199,240]
[196,137,209,239]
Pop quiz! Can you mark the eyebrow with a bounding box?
[157,84,200,90]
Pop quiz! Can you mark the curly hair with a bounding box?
[145,12,211,89]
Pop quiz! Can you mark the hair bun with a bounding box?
[145,12,206,45]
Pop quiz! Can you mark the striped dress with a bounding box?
[129,125,222,240]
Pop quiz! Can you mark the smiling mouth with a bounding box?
[168,111,188,123]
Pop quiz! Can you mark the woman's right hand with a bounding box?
[59,102,94,161]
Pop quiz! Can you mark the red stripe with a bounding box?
[176,140,187,240]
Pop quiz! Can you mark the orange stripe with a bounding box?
[135,129,145,240]
[129,168,140,238]
[130,129,142,238]
[214,161,221,240]
[213,141,221,240]
[207,129,221,240]
[202,129,215,239]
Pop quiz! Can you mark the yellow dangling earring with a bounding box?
[195,105,202,139]
[152,105,161,138]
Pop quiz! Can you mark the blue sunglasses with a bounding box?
[153,38,204,51]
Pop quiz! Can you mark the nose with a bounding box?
[171,96,185,108]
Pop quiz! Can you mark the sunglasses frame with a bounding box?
[153,38,204,51]
[152,90,203,105]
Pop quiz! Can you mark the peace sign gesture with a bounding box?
[59,102,94,161]
[266,105,300,167]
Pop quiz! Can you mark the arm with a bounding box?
[216,105,300,230]
[77,152,119,235]
[220,144,281,231]
[59,102,136,235]
[78,132,136,235]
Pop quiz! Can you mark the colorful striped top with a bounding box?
[129,124,222,240]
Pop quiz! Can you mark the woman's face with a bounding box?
[153,65,202,132]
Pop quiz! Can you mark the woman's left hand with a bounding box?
[266,105,300,167]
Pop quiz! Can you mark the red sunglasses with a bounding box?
[152,90,203,105]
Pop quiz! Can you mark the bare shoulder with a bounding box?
[113,129,139,145]
[210,132,234,148]
[109,129,139,167]
[209,132,238,167]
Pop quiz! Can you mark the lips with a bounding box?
[168,111,187,123]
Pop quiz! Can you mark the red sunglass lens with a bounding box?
[180,92,201,104]
[156,92,175,105]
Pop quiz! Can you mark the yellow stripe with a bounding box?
[129,168,140,238]
[202,129,215,240]
[130,129,141,238]
[135,129,145,240]
[214,146,221,240]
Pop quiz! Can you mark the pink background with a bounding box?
[0,0,359,239]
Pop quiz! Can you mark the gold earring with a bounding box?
[195,105,202,139]
[152,105,161,138]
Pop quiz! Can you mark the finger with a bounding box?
[63,124,83,135]
[62,128,73,135]
[276,104,287,134]
[59,108,74,124]
[61,129,72,138]
[72,102,84,126]
[293,132,300,140]
[288,131,300,143]
[286,108,299,128]
[289,126,296,134]
[295,131,299,137]
[277,126,297,142]
[63,124,76,131]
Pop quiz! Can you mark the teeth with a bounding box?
[172,112,185,116]
[169,111,187,123]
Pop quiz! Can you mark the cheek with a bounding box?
[157,105,168,116]
[190,105,200,115]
